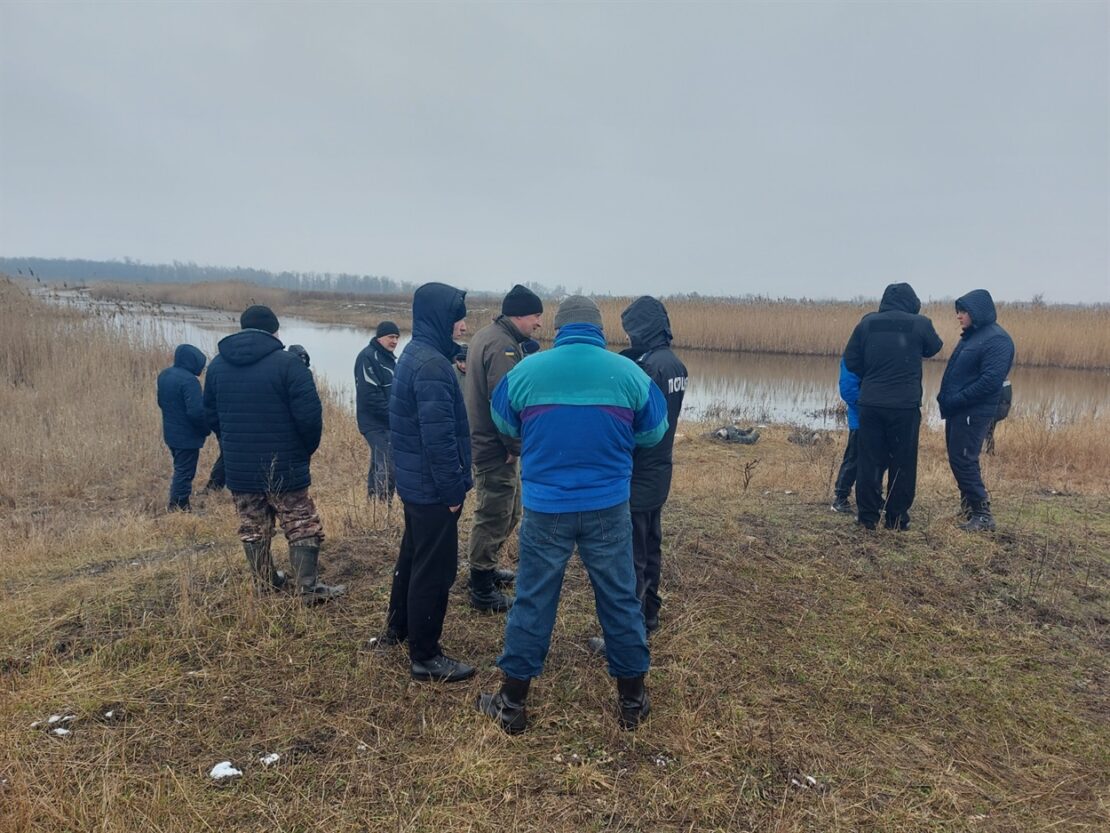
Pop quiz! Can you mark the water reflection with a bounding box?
[44,291,1109,428]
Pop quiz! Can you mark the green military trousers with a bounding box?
[468,458,523,572]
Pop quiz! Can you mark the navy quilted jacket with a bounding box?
[937,290,1015,420]
[203,329,323,493]
[157,344,210,449]
[389,283,473,506]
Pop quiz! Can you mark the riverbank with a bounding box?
[2,279,1108,832]
[81,278,1110,371]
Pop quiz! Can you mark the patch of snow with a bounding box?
[104,710,115,718]
[30,721,41,728]
[47,714,63,724]
[805,775,817,786]
[357,743,368,752]
[51,728,71,737]
[209,761,242,780]
[259,753,280,766]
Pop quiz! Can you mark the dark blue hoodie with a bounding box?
[202,329,323,493]
[157,344,210,449]
[389,283,473,506]
[937,289,1015,420]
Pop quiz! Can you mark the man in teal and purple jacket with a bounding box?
[476,296,668,734]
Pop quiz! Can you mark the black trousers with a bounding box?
[834,428,859,501]
[207,451,225,489]
[945,413,993,504]
[631,508,663,624]
[386,502,460,662]
[856,406,921,527]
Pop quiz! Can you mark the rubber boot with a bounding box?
[469,568,512,613]
[961,500,996,532]
[289,538,347,604]
[616,675,650,731]
[493,567,516,588]
[476,676,530,734]
[243,539,287,591]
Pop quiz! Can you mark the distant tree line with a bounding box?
[0,256,415,296]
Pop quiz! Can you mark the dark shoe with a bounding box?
[411,654,476,683]
[616,675,650,731]
[469,568,513,613]
[857,518,877,530]
[883,512,910,531]
[493,567,516,588]
[960,501,996,532]
[167,496,191,512]
[830,497,853,514]
[289,539,347,604]
[586,636,606,656]
[368,629,405,650]
[243,539,287,591]
[476,676,530,734]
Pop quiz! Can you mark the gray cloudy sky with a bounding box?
[1,1,1106,302]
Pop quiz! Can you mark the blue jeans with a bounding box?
[363,427,395,500]
[169,447,200,503]
[498,502,649,680]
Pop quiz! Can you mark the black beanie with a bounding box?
[240,304,279,333]
[376,320,400,338]
[501,284,543,317]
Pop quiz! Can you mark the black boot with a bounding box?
[476,675,530,734]
[167,496,191,512]
[469,568,512,613]
[961,500,996,532]
[493,567,516,588]
[411,654,476,683]
[616,675,650,731]
[243,539,287,591]
[289,538,347,604]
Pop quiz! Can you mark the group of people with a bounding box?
[154,279,1012,733]
[831,283,1015,532]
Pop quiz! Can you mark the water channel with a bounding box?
[48,291,1109,428]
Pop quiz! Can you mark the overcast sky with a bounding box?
[1,1,1106,302]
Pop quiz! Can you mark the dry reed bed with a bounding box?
[82,279,1110,369]
[2,281,1108,831]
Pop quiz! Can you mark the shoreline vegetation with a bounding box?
[76,278,1110,371]
[2,278,1108,831]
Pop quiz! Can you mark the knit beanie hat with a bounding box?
[553,295,602,330]
[376,320,400,338]
[501,284,544,317]
[455,343,468,361]
[240,304,279,333]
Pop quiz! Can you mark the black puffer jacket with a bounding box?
[156,344,210,449]
[843,283,943,409]
[937,290,1015,420]
[621,297,688,511]
[354,338,396,433]
[203,329,323,493]
[389,283,473,506]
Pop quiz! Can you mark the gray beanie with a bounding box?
[553,295,603,330]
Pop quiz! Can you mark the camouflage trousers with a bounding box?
[232,488,325,544]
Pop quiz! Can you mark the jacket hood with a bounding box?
[955,289,997,330]
[173,344,207,376]
[621,296,672,351]
[553,322,607,348]
[878,283,922,314]
[217,329,285,367]
[412,282,467,358]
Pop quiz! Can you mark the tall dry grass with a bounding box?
[87,280,291,313]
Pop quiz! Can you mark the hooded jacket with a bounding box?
[937,289,1015,420]
[491,322,668,514]
[354,338,397,433]
[620,297,688,511]
[464,315,532,467]
[202,329,323,493]
[843,283,943,409]
[389,283,473,506]
[157,344,210,449]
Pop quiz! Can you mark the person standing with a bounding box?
[830,358,861,514]
[203,305,345,603]
[380,283,476,683]
[937,290,1015,532]
[355,321,400,500]
[156,344,211,512]
[477,296,668,734]
[843,283,943,530]
[588,296,686,654]
[462,284,544,613]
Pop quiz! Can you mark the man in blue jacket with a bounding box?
[937,290,1015,532]
[477,296,668,734]
[355,321,400,500]
[156,344,211,512]
[831,358,861,514]
[379,283,476,683]
[203,305,345,603]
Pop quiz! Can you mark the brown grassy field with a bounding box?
[2,279,1108,832]
[84,279,1110,370]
